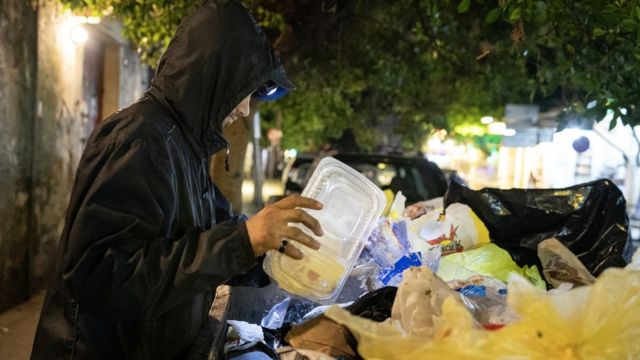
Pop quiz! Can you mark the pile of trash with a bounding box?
[223,180,637,359]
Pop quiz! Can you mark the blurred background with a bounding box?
[1,0,639,358]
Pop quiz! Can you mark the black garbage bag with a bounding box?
[346,286,397,322]
[444,179,631,276]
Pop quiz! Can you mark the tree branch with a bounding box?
[411,0,475,75]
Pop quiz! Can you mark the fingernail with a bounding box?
[313,241,321,250]
[316,202,323,209]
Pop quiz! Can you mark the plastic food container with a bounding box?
[263,157,386,304]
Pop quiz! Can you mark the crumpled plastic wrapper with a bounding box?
[390,266,473,338]
[537,237,596,288]
[409,203,491,255]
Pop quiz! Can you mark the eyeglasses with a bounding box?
[254,81,279,98]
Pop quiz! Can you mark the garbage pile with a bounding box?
[223,173,637,359]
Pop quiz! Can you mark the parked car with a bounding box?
[278,153,448,205]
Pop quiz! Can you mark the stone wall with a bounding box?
[0,0,149,312]
[0,0,38,312]
[30,0,90,294]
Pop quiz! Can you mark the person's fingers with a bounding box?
[283,227,321,250]
[247,195,325,258]
[276,195,323,210]
[285,209,324,236]
[282,241,304,260]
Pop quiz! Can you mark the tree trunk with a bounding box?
[210,100,258,213]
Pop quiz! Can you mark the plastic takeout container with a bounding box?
[263,157,386,304]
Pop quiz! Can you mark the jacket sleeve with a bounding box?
[211,186,271,288]
[62,139,257,321]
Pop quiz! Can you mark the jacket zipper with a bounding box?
[225,145,230,172]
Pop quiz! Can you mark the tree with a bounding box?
[458,0,640,128]
[59,0,640,208]
[61,0,640,135]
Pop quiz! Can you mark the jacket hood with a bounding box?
[150,0,291,156]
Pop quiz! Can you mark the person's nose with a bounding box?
[238,98,250,117]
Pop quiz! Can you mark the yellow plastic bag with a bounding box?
[326,265,640,359]
[326,297,490,360]
[438,243,546,289]
[486,268,640,359]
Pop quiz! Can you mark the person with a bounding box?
[31,1,323,359]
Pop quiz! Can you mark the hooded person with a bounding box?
[31,1,324,359]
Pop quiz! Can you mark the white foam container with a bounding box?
[263,157,386,304]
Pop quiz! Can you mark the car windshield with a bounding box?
[346,161,431,204]
[285,156,442,204]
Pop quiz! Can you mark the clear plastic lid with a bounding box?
[263,157,386,304]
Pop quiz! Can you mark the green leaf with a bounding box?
[509,8,521,21]
[606,33,616,43]
[485,8,502,23]
[565,44,575,55]
[620,19,636,31]
[593,28,606,37]
[636,5,640,20]
[458,0,471,13]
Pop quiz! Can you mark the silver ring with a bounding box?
[278,240,288,253]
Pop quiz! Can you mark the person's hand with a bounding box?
[245,195,324,259]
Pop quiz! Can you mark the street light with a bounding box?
[488,121,506,135]
[481,116,494,125]
[70,24,88,44]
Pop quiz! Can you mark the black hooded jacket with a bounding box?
[31,1,289,358]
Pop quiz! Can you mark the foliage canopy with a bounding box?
[61,0,640,151]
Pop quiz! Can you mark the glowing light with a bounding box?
[488,121,507,135]
[83,16,102,24]
[503,128,517,136]
[427,136,443,151]
[285,148,298,159]
[481,116,494,124]
[59,16,102,48]
[444,139,455,149]
[70,24,89,44]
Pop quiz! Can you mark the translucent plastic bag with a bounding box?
[326,297,488,359]
[437,243,546,289]
[486,268,640,358]
[364,192,441,288]
[326,250,640,359]
[390,266,467,338]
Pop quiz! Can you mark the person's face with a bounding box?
[222,94,252,127]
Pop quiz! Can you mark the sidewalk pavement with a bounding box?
[0,292,44,360]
